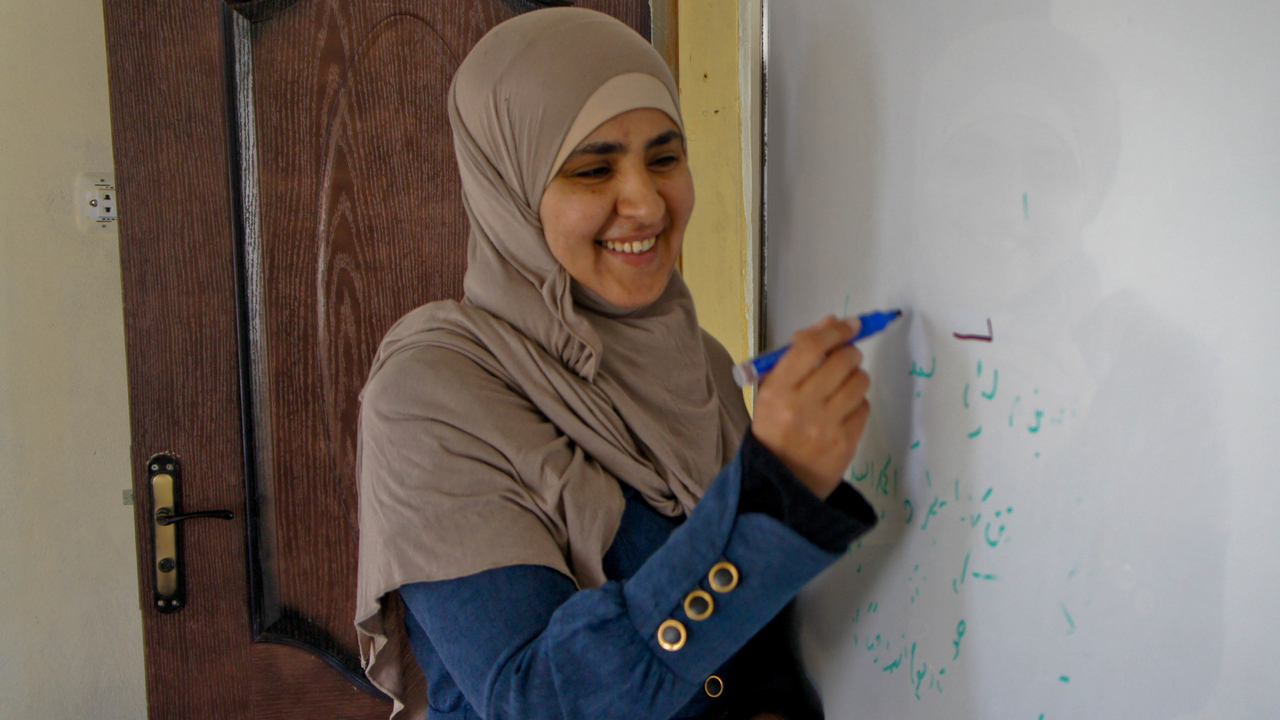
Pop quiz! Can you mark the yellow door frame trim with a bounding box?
[670,0,762,375]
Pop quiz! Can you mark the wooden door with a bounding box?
[102,1,650,717]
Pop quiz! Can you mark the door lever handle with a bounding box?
[148,453,236,613]
[155,508,234,526]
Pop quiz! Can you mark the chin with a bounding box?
[608,291,660,309]
[607,278,669,309]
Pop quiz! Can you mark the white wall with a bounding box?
[0,0,147,717]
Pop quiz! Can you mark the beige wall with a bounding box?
[0,0,146,717]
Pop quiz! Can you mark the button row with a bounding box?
[655,560,741,653]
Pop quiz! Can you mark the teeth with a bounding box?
[601,236,657,254]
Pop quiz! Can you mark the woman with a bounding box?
[355,8,877,720]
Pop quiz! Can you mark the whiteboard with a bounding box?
[763,2,1280,718]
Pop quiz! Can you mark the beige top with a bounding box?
[354,9,751,719]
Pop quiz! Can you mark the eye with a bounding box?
[573,164,612,180]
[649,153,680,169]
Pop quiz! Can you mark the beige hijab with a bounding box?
[354,8,751,718]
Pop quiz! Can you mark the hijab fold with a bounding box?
[354,9,750,718]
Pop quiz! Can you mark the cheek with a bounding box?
[542,188,611,261]
[664,171,695,233]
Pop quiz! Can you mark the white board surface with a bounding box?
[764,2,1280,718]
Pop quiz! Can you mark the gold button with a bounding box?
[684,589,714,621]
[708,561,739,593]
[704,675,724,698]
[657,619,687,651]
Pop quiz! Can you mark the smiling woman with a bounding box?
[541,108,693,308]
[354,8,879,720]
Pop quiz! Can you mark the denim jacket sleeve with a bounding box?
[400,437,877,720]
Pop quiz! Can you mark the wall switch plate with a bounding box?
[77,172,118,234]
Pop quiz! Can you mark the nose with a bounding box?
[614,162,665,226]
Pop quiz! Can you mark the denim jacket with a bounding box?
[400,432,877,720]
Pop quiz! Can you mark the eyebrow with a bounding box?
[565,129,685,161]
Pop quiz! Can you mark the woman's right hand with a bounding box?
[750,316,871,500]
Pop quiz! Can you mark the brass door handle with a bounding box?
[148,453,235,613]
[155,508,234,526]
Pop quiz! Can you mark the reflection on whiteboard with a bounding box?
[762,2,1280,718]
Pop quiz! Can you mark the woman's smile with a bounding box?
[597,233,658,257]
[595,224,666,271]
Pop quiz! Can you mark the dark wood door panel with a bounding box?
[250,642,389,719]
[234,0,653,691]
[106,0,653,716]
[233,0,504,693]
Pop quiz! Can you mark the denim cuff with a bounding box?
[738,430,878,553]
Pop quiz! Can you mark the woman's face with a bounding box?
[539,108,693,309]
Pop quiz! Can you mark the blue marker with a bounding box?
[732,309,903,387]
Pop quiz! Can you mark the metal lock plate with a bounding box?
[149,453,185,613]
